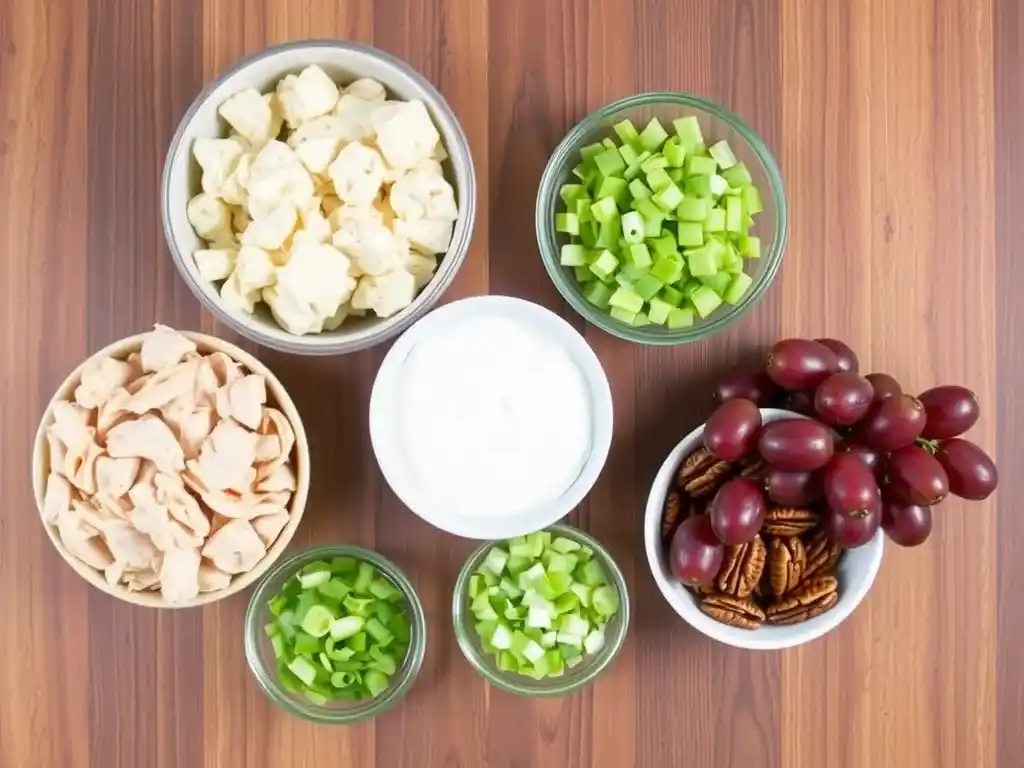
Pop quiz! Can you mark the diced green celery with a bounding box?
[687,174,713,198]
[595,175,628,202]
[583,628,607,655]
[687,246,718,277]
[630,197,660,221]
[668,168,685,184]
[740,235,761,259]
[620,211,645,244]
[686,155,717,177]
[614,119,641,145]
[639,117,669,151]
[608,287,644,314]
[579,142,604,163]
[633,273,664,301]
[704,207,726,232]
[652,183,684,212]
[722,161,752,188]
[650,255,684,284]
[575,196,594,222]
[614,272,635,291]
[667,307,695,329]
[601,137,616,150]
[555,212,580,235]
[559,244,588,269]
[664,141,686,169]
[708,139,738,169]
[618,142,640,166]
[571,163,588,182]
[640,154,669,174]
[677,197,709,222]
[590,196,618,224]
[592,585,621,617]
[579,220,598,247]
[526,604,553,629]
[628,178,652,200]
[560,183,586,206]
[742,184,764,215]
[552,537,581,554]
[576,559,608,587]
[482,546,509,576]
[691,285,724,317]
[490,623,514,650]
[288,656,318,687]
[593,148,626,177]
[723,272,754,305]
[569,582,593,607]
[647,297,673,325]
[609,306,637,325]
[676,222,704,247]
[699,271,731,295]
[646,167,672,192]
[544,551,578,574]
[588,249,618,280]
[673,116,705,151]
[594,215,621,248]
[725,196,743,233]
[497,650,517,672]
[660,285,684,307]
[583,281,614,309]
[650,234,678,259]
[710,174,729,196]
[554,592,580,615]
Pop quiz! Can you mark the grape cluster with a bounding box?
[708,338,998,550]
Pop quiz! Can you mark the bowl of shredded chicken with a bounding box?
[31,325,310,608]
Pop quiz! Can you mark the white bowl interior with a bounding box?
[643,408,884,650]
[370,296,614,539]
[163,41,475,353]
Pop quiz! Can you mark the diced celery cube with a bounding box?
[560,183,586,206]
[574,265,595,284]
[631,197,661,221]
[650,234,678,259]
[614,272,635,290]
[710,173,729,196]
[676,197,709,222]
[620,211,645,244]
[673,116,705,151]
[579,143,604,163]
[664,140,686,169]
[708,139,738,169]
[579,221,598,247]
[676,222,704,247]
[614,119,640,145]
[560,244,587,266]
[639,117,669,151]
[650,255,683,284]
[667,168,685,184]
[687,246,718,277]
[555,212,579,236]
[601,137,616,150]
[686,155,717,177]
[687,174,713,198]
[574,197,594,222]
[725,196,743,232]
[608,287,644,314]
[652,183,684,213]
[640,154,669,174]
[608,306,637,325]
[595,175,628,203]
[647,297,673,325]
[588,249,618,280]
[723,272,754,305]
[660,285,684,307]
[740,235,761,259]
[593,148,626,177]
[618,143,639,167]
[667,307,695,329]
[699,271,732,295]
[646,167,672,192]
[594,215,621,249]
[722,162,752,188]
[628,179,652,200]
[634,273,664,301]
[742,184,764,215]
[692,285,724,317]
[590,196,618,224]
[704,207,726,232]
[626,242,652,269]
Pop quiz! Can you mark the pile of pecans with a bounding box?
[662,447,844,629]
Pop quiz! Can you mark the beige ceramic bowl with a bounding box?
[31,330,310,608]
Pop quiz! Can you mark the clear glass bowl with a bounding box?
[535,92,787,345]
[244,545,427,724]
[451,523,630,697]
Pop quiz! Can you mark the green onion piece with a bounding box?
[329,615,365,641]
[288,656,318,687]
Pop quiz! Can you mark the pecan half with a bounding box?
[681,458,732,498]
[690,581,717,597]
[717,535,767,598]
[661,490,683,544]
[738,455,767,482]
[769,536,806,597]
[700,593,766,629]
[803,529,844,579]
[676,447,716,484]
[765,575,839,625]
[762,507,819,536]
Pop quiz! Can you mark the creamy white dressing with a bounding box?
[395,314,592,518]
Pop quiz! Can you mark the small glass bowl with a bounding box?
[535,92,787,345]
[244,545,427,724]
[452,523,630,697]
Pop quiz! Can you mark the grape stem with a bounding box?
[915,437,940,454]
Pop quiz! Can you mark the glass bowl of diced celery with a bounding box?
[536,92,787,345]
[452,524,630,697]
[244,545,427,724]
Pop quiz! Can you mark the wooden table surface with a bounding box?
[1,0,1019,766]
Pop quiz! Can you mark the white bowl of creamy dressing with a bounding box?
[369,296,613,539]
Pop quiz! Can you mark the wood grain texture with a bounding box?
[0,0,1013,766]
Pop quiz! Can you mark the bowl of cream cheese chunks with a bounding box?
[162,40,477,355]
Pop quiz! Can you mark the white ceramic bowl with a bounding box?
[162,39,477,355]
[369,296,613,539]
[644,408,884,650]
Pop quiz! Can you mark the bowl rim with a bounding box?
[243,544,427,724]
[368,295,614,540]
[535,91,788,346]
[643,407,884,650]
[30,329,311,608]
[160,38,478,356]
[451,522,631,696]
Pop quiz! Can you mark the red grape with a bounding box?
[825,503,881,548]
[669,515,725,584]
[708,478,767,545]
[881,501,933,547]
[857,394,926,451]
[714,365,779,406]
[765,339,840,390]
[814,372,874,426]
[758,419,835,471]
[815,338,859,373]
[839,441,885,476]
[783,390,816,416]
[886,444,949,506]
[823,453,881,516]
[765,467,822,506]
[918,385,980,439]
[865,373,902,403]
[935,438,998,500]
[702,399,762,461]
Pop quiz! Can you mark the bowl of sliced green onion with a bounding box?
[244,545,426,724]
[536,92,787,344]
[452,524,629,697]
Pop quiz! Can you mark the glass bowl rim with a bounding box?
[244,544,427,724]
[535,90,788,346]
[451,522,631,697]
